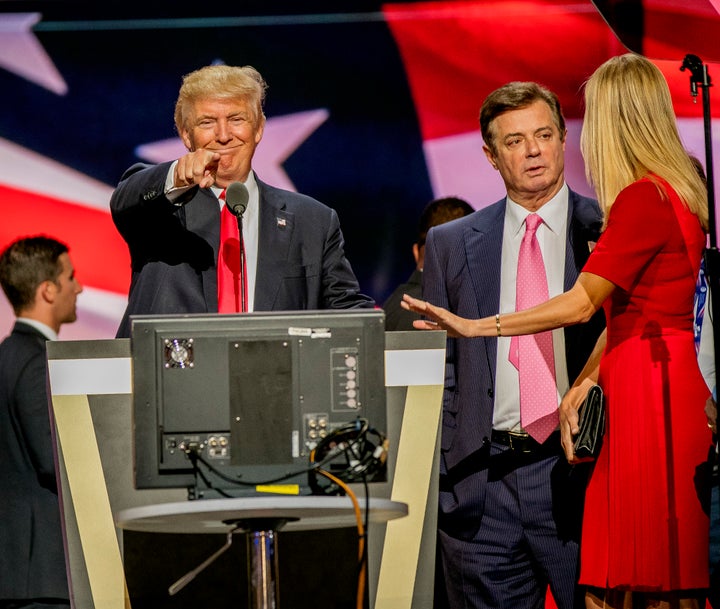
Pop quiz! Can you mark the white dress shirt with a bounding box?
[493,184,570,431]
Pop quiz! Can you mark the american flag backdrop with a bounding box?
[0,0,719,340]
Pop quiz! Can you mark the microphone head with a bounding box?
[225,182,249,218]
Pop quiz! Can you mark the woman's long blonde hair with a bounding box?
[580,53,708,230]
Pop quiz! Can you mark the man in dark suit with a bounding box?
[111,64,373,338]
[0,236,83,609]
[382,196,474,331]
[422,83,605,609]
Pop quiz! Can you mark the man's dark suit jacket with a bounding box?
[110,162,374,338]
[0,322,68,600]
[382,268,422,331]
[422,189,605,540]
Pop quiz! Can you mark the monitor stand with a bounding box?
[115,495,408,609]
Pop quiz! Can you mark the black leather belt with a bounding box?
[490,429,540,453]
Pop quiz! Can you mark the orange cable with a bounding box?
[316,469,366,609]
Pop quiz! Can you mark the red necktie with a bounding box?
[217,190,248,313]
[509,213,558,442]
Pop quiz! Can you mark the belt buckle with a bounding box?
[508,431,532,453]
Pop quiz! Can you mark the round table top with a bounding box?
[115,495,408,534]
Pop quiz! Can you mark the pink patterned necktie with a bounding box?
[509,213,558,443]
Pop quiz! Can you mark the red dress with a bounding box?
[581,176,711,590]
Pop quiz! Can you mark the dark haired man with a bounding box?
[0,236,82,609]
[383,196,474,331]
[424,82,605,609]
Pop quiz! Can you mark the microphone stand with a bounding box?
[680,50,720,609]
[236,215,246,312]
[681,59,720,559]
[681,55,719,405]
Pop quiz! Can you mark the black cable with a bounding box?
[186,449,233,498]
[308,418,388,495]
[179,418,387,494]
[360,477,370,571]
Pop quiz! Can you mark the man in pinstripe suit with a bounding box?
[422,82,605,609]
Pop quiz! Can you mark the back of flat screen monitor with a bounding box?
[130,309,388,498]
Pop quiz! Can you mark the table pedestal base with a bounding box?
[115,496,408,609]
[247,529,279,608]
[228,517,295,609]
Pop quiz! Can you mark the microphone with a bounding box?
[225,182,249,218]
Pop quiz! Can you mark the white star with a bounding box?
[0,13,68,95]
[0,136,113,210]
[134,108,330,191]
[0,137,124,339]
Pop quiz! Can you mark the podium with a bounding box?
[47,330,445,609]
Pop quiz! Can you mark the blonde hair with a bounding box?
[580,53,708,230]
[174,64,268,134]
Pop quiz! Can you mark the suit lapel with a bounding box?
[466,202,505,318]
[463,203,505,384]
[185,188,221,310]
[564,189,595,290]
[563,189,603,375]
[254,182,295,310]
[564,190,581,290]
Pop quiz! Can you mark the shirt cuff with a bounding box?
[164,160,193,204]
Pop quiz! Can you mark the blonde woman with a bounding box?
[403,53,711,608]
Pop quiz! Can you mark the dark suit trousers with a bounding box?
[439,434,587,609]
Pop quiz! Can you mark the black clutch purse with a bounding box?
[573,384,606,460]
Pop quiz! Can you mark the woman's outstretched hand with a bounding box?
[401,294,479,338]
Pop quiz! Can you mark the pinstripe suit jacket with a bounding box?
[422,188,605,540]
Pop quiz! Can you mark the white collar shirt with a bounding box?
[493,183,570,431]
[17,317,58,341]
